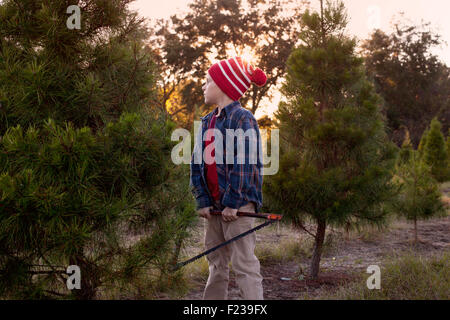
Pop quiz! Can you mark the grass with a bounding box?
[122,197,450,299]
[254,222,344,264]
[255,237,312,264]
[309,249,450,300]
[182,256,210,283]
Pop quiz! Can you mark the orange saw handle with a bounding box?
[210,210,282,221]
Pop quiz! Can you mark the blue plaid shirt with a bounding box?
[190,100,263,213]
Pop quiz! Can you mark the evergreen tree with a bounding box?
[361,18,450,147]
[264,0,398,279]
[0,0,196,299]
[422,117,449,182]
[399,127,413,164]
[392,150,446,244]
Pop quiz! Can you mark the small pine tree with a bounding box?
[264,0,399,279]
[422,118,449,182]
[392,150,446,244]
[399,127,413,164]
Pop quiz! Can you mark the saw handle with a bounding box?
[210,210,282,221]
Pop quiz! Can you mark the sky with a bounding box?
[129,0,450,118]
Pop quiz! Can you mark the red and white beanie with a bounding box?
[207,56,267,101]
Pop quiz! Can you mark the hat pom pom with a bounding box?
[251,68,267,87]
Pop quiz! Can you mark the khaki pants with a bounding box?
[202,201,264,300]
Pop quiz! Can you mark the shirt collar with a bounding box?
[201,100,241,121]
[213,100,241,118]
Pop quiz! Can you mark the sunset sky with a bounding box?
[129,0,450,118]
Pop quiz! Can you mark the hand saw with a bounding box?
[169,210,282,271]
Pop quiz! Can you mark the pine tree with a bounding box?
[422,117,449,182]
[0,0,195,299]
[264,0,398,279]
[392,150,446,244]
[399,127,414,164]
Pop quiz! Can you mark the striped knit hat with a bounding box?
[207,56,267,101]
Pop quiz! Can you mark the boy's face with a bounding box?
[202,73,223,105]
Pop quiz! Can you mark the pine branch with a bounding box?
[293,219,316,238]
[37,248,67,285]
[351,212,385,222]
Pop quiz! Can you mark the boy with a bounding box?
[190,56,267,300]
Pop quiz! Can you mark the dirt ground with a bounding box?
[181,215,450,300]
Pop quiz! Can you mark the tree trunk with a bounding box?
[345,221,350,241]
[310,218,326,279]
[170,236,183,266]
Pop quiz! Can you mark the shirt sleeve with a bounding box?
[190,121,212,209]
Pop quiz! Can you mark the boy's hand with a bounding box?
[198,206,212,219]
[222,207,238,222]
